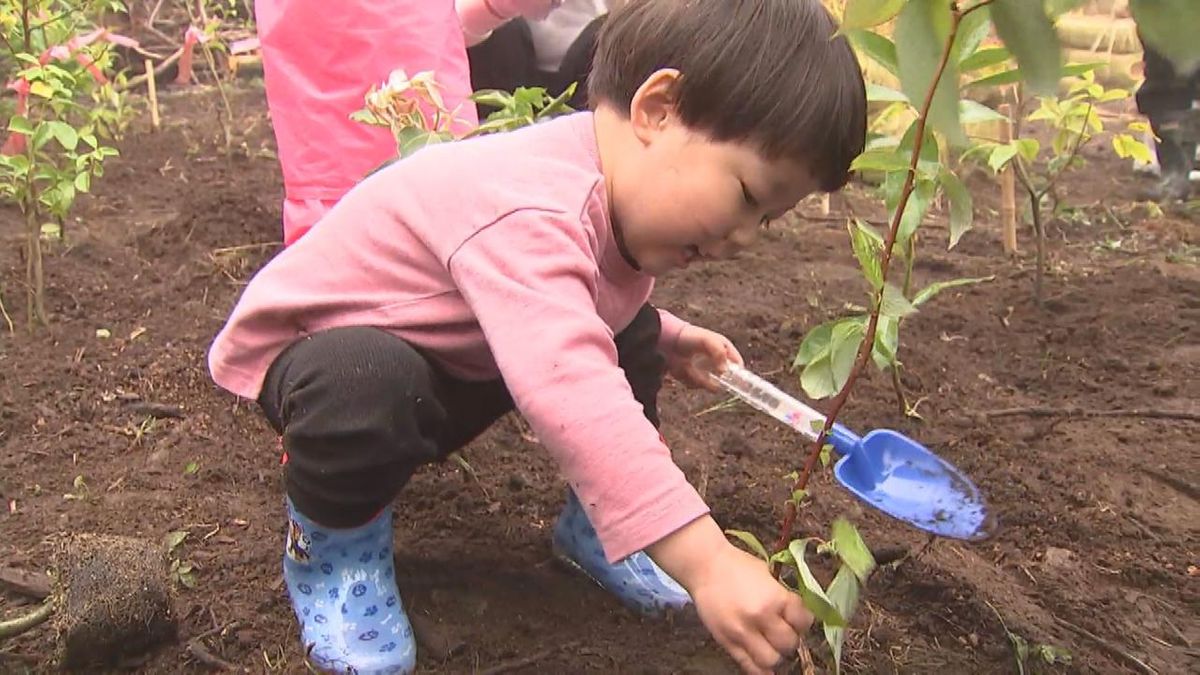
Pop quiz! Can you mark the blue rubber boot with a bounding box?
[552,490,692,616]
[283,498,416,674]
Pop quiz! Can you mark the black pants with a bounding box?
[466,15,606,116]
[1135,33,1200,175]
[258,305,665,527]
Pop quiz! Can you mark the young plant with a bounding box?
[350,68,576,158]
[0,0,130,326]
[964,70,1151,304]
[728,518,876,674]
[758,0,1192,668]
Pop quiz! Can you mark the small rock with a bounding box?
[1043,546,1075,568]
[506,473,529,491]
[968,633,979,647]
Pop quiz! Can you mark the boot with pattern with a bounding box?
[283,499,416,674]
[551,490,692,617]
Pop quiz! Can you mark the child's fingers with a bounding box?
[738,629,786,672]
[761,615,801,657]
[723,339,745,366]
[781,595,813,635]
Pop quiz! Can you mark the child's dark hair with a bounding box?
[589,0,867,192]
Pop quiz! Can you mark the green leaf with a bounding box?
[952,4,992,65]
[31,123,53,151]
[849,219,884,290]
[831,518,876,583]
[29,80,54,99]
[841,0,906,30]
[819,445,833,468]
[1112,134,1154,164]
[990,0,1062,95]
[793,320,836,368]
[1015,138,1040,163]
[939,167,973,249]
[823,566,861,674]
[1131,0,1200,73]
[872,314,899,370]
[898,117,941,171]
[830,319,865,390]
[850,148,911,173]
[896,178,936,245]
[725,529,770,563]
[988,143,1018,172]
[959,46,1011,72]
[163,529,189,554]
[846,29,899,77]
[865,82,908,103]
[788,539,846,627]
[46,121,78,151]
[8,115,35,135]
[965,67,1021,89]
[880,283,917,319]
[895,0,963,144]
[184,461,200,475]
[1036,644,1072,664]
[911,275,994,307]
[800,355,839,400]
[959,100,1007,125]
[74,172,91,193]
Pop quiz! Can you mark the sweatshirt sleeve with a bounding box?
[447,209,709,563]
[456,0,563,44]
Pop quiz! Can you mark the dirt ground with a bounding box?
[1,84,1197,674]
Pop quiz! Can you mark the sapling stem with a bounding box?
[772,0,997,558]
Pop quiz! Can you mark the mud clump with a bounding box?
[52,534,177,670]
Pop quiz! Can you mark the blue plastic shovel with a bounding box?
[708,362,991,541]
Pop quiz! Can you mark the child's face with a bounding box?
[604,70,819,276]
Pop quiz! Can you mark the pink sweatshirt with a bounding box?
[209,112,709,562]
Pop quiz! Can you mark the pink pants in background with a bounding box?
[255,0,479,245]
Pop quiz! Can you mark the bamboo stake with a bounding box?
[998,103,1018,255]
[144,58,160,130]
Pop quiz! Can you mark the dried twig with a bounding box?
[186,639,238,671]
[1054,616,1158,675]
[124,401,186,419]
[117,46,184,92]
[981,407,1200,423]
[797,641,816,675]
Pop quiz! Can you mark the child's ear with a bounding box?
[629,68,681,145]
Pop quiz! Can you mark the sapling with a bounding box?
[965,70,1151,305]
[0,0,129,326]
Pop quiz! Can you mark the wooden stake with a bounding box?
[144,58,160,130]
[998,103,1017,255]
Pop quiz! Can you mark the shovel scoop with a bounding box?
[708,362,992,541]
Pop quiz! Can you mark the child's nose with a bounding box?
[727,222,760,249]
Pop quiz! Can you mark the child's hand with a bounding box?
[649,517,812,674]
[667,325,743,391]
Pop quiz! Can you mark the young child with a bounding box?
[208,1,865,673]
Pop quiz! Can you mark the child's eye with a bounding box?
[740,181,758,207]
